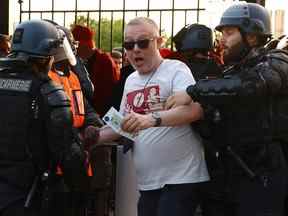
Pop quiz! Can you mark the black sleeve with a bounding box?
[83,97,104,128]
[41,81,72,164]
[186,54,287,106]
[72,57,94,102]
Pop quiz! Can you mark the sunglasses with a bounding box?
[123,38,155,50]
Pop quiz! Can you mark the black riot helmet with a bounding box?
[11,20,65,58]
[173,24,213,52]
[215,2,271,37]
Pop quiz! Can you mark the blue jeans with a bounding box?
[138,183,203,216]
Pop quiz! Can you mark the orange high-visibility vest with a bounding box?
[49,69,92,176]
[49,69,85,128]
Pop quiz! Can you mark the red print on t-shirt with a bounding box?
[125,85,164,114]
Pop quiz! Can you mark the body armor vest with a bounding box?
[222,50,288,173]
[189,49,288,175]
[0,66,75,190]
[0,71,38,191]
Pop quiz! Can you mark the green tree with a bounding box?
[161,30,173,49]
[73,16,124,52]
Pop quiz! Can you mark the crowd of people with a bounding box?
[1,2,288,216]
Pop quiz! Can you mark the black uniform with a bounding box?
[0,64,89,216]
[186,58,223,81]
[187,48,288,216]
[72,57,95,104]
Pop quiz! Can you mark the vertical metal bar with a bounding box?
[28,0,31,20]
[0,0,9,34]
[184,10,187,25]
[171,0,175,50]
[110,12,114,51]
[40,12,43,19]
[122,0,126,49]
[87,12,90,26]
[159,11,162,36]
[64,12,66,26]
[260,0,266,7]
[147,0,150,17]
[74,0,78,24]
[98,0,102,48]
[197,0,200,23]
[52,0,54,20]
[18,0,23,23]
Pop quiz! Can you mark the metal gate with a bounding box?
[18,0,205,51]
[17,1,205,216]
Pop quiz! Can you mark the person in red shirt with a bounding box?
[72,25,119,117]
[0,34,11,57]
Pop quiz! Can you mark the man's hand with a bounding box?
[121,111,154,133]
[165,91,192,109]
[83,125,100,149]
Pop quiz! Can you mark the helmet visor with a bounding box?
[62,36,77,66]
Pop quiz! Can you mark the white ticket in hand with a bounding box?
[102,107,136,141]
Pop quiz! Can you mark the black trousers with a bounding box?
[0,193,88,216]
[0,199,40,216]
[138,183,203,216]
[200,168,287,216]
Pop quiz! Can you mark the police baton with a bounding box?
[226,146,257,179]
[24,175,39,208]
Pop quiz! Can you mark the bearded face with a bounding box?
[220,27,247,64]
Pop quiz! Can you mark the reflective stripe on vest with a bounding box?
[49,70,85,128]
[56,164,93,177]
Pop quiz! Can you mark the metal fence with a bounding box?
[18,0,205,51]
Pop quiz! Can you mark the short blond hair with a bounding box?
[125,17,160,37]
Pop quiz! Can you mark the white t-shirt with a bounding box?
[120,59,209,191]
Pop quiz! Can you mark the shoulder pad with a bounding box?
[40,80,71,107]
[40,80,63,95]
[0,57,29,70]
[265,49,288,67]
[265,49,288,90]
[266,49,288,62]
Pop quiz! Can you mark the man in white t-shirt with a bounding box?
[98,17,209,216]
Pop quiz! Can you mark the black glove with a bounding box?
[83,125,100,149]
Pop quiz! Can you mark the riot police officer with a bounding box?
[166,3,288,216]
[0,20,89,216]
[173,23,223,80]
[173,23,227,216]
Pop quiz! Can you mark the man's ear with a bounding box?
[245,34,258,47]
[156,36,164,49]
